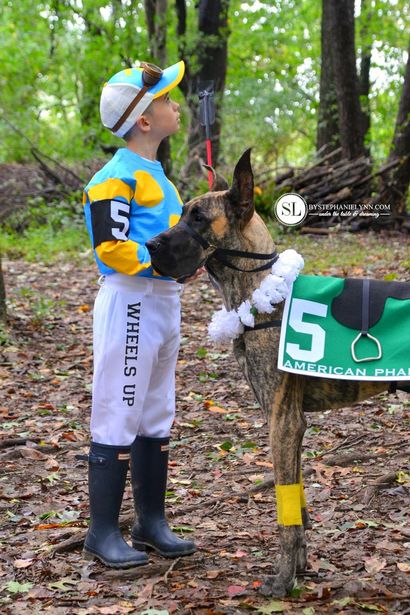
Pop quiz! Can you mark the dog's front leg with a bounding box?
[261,375,306,597]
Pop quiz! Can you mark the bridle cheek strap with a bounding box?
[178,220,279,273]
[178,220,211,250]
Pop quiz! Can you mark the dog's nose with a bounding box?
[146,239,161,253]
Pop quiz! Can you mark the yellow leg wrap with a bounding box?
[300,471,307,509]
[275,483,303,526]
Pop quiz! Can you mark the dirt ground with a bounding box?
[1,242,409,614]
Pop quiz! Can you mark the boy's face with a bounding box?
[146,92,181,139]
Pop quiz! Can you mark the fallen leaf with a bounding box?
[20,447,47,460]
[60,431,78,441]
[45,457,59,470]
[206,570,221,579]
[397,562,410,572]
[4,580,33,594]
[48,577,77,591]
[257,600,286,613]
[13,559,34,569]
[356,603,385,612]
[232,549,248,558]
[364,556,387,574]
[227,584,247,597]
[208,405,228,413]
[375,539,401,552]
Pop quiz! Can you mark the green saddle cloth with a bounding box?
[278,274,410,381]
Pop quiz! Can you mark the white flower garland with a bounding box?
[208,249,304,344]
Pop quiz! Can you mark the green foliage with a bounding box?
[1,225,89,263]
[18,287,66,326]
[0,1,151,162]
[0,0,409,172]
[3,580,33,594]
[3,192,83,233]
[1,194,90,263]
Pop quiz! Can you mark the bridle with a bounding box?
[178,220,278,273]
[177,220,282,332]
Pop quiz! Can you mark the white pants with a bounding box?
[90,274,182,446]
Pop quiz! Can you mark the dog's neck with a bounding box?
[207,214,276,311]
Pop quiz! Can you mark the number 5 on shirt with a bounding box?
[111,201,130,241]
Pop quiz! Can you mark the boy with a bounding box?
[82,60,196,568]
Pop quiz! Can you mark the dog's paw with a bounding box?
[259,574,294,597]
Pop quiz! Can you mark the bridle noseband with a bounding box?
[178,220,278,273]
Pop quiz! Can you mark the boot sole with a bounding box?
[83,548,149,568]
[132,540,196,559]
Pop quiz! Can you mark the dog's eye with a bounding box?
[191,207,203,223]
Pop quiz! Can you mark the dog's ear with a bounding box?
[203,164,229,191]
[227,148,254,226]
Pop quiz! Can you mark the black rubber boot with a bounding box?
[83,442,149,568]
[130,436,196,558]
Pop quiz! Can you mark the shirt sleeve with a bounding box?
[84,177,151,276]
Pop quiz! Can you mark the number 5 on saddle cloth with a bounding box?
[278,275,410,381]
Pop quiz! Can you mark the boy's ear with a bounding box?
[135,114,151,132]
[202,164,229,191]
[227,148,254,227]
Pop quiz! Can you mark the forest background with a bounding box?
[1,3,410,612]
[1,0,410,318]
[0,0,409,187]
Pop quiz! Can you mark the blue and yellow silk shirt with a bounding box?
[83,148,183,280]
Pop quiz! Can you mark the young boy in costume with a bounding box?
[82,60,196,568]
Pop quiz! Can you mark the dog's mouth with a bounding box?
[147,234,205,280]
[151,264,168,277]
[151,255,206,281]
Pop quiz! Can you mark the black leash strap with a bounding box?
[211,251,278,273]
[178,220,278,273]
[213,246,278,260]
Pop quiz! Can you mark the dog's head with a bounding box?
[147,148,255,280]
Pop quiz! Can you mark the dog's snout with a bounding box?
[146,239,161,253]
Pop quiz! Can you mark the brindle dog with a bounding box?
[146,149,409,596]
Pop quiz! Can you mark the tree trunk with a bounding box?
[181,0,230,181]
[373,42,410,218]
[328,0,366,160]
[358,0,372,154]
[0,257,6,322]
[144,0,172,175]
[144,0,167,65]
[316,0,341,157]
[359,51,371,146]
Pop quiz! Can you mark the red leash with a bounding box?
[199,82,215,190]
[206,138,213,188]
